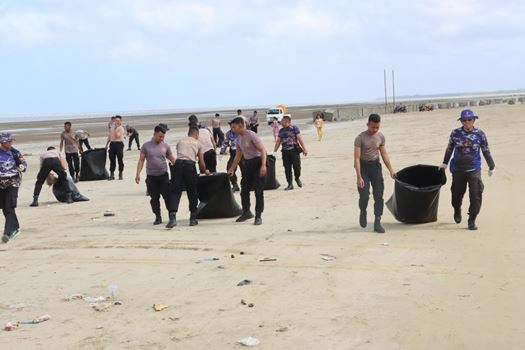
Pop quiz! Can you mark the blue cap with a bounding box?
[0,132,13,144]
[458,109,478,121]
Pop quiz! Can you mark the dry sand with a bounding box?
[0,104,524,349]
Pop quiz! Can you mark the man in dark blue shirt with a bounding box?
[440,109,495,230]
[273,116,308,190]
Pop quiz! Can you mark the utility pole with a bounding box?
[392,69,396,110]
[384,69,388,113]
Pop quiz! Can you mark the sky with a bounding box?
[1,0,524,116]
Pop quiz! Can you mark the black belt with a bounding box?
[176,159,196,164]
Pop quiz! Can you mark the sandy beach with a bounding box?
[0,103,524,349]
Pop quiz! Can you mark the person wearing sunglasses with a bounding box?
[439,109,495,230]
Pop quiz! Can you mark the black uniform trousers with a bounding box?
[213,128,224,147]
[451,170,484,216]
[358,159,384,217]
[169,160,199,214]
[128,133,140,150]
[146,173,171,216]
[227,149,238,187]
[108,141,124,173]
[240,157,264,215]
[79,139,91,152]
[65,152,80,177]
[0,185,19,235]
[33,158,69,197]
[282,149,301,184]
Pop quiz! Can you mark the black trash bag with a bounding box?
[79,148,109,181]
[53,177,90,203]
[386,164,447,224]
[248,154,280,190]
[196,173,243,219]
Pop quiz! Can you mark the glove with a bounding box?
[438,163,447,170]
[17,165,26,172]
[488,169,494,177]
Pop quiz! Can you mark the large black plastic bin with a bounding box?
[386,165,447,223]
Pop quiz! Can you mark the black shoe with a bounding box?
[127,148,131,151]
[254,216,262,225]
[285,183,294,191]
[454,209,462,224]
[359,211,367,228]
[2,235,9,243]
[30,196,39,207]
[296,178,303,188]
[236,211,254,222]
[108,172,115,181]
[73,175,79,183]
[137,148,141,151]
[374,216,385,234]
[189,212,198,226]
[232,184,240,192]
[153,215,162,225]
[468,216,478,230]
[166,212,176,228]
[118,172,123,180]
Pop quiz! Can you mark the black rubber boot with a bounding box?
[236,211,254,222]
[108,172,115,181]
[454,208,462,224]
[359,211,367,228]
[254,214,262,226]
[285,183,294,191]
[118,172,123,180]
[374,216,385,234]
[166,212,176,228]
[153,213,162,225]
[468,215,478,231]
[189,212,198,226]
[30,195,39,207]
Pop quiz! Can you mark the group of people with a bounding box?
[354,109,495,233]
[0,107,495,243]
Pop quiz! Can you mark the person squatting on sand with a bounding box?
[439,109,495,230]
[135,125,177,227]
[60,121,81,183]
[188,114,217,173]
[0,133,27,243]
[354,114,396,234]
[30,146,73,207]
[75,129,91,153]
[315,114,324,141]
[106,115,125,180]
[273,115,308,191]
[212,113,225,147]
[169,127,210,228]
[126,124,141,151]
[227,117,267,226]
[46,172,89,203]
[220,119,240,192]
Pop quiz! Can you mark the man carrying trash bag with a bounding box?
[439,109,495,230]
[354,114,396,233]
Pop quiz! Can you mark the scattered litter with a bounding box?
[3,322,19,331]
[64,294,84,302]
[202,257,220,261]
[107,284,118,299]
[103,210,115,217]
[91,217,104,222]
[321,254,336,261]
[238,337,260,347]
[20,314,51,324]
[276,326,289,333]
[248,303,254,308]
[287,229,292,232]
[217,265,225,269]
[231,254,235,259]
[153,304,169,312]
[241,299,247,305]
[96,326,104,330]
[83,296,107,303]
[237,280,252,286]
[114,301,123,306]
[240,251,245,255]
[8,303,33,310]
[410,264,424,267]
[259,258,277,262]
[90,303,111,312]
[381,242,389,246]
[169,317,180,321]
